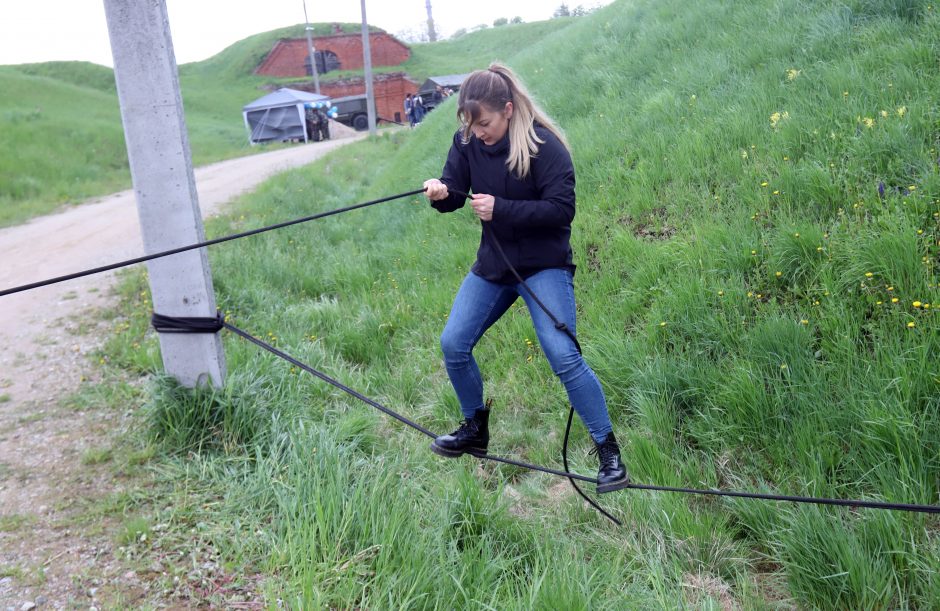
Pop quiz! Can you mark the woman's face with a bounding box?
[471,101,513,145]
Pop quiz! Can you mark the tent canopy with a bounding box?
[419,74,469,93]
[243,87,329,112]
[242,88,331,144]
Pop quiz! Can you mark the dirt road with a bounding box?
[0,131,365,608]
[0,133,365,406]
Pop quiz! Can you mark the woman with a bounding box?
[423,63,629,493]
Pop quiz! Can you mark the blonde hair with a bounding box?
[457,63,569,179]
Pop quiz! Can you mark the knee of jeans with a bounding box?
[547,350,585,380]
[440,330,470,362]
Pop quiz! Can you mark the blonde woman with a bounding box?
[423,63,629,493]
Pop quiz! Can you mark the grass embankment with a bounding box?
[0,21,564,228]
[84,0,939,607]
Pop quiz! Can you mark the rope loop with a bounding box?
[151,310,225,334]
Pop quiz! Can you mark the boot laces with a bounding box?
[453,418,480,438]
[590,439,619,465]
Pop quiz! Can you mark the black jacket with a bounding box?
[432,126,577,284]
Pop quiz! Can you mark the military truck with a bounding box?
[331,94,370,131]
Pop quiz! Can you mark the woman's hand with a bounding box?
[423,179,449,201]
[470,193,495,221]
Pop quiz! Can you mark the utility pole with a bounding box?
[360,0,377,135]
[303,0,321,94]
[102,0,226,388]
[425,0,437,42]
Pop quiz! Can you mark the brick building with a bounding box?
[255,31,411,78]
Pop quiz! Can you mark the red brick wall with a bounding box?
[296,73,420,123]
[255,33,410,77]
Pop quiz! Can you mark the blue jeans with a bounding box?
[440,269,613,443]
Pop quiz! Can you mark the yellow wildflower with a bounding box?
[865,272,874,278]
[800,319,809,325]
[786,69,801,81]
[892,297,899,303]
[913,301,922,308]
[907,322,916,328]
[880,110,888,118]
[775,271,782,278]
[862,117,875,129]
[897,106,907,117]
[770,111,790,128]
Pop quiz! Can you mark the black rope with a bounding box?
[8,175,935,518]
[0,188,427,298]
[151,311,224,333]
[222,321,438,440]
[209,317,940,516]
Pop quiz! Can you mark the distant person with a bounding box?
[317,104,330,141]
[304,103,321,142]
[404,93,415,127]
[413,93,427,124]
[422,63,630,494]
[433,86,445,106]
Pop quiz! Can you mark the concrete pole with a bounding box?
[360,0,377,135]
[102,0,226,388]
[425,0,437,42]
[303,0,321,94]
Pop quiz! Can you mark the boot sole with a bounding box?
[597,475,631,494]
[430,441,487,458]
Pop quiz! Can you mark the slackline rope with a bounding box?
[153,311,940,517]
[0,188,427,298]
[4,176,937,519]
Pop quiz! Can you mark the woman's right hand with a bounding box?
[423,179,449,201]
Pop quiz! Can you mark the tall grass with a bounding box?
[95,0,940,607]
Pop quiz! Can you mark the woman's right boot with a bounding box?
[430,404,490,458]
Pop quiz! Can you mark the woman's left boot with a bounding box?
[592,432,630,493]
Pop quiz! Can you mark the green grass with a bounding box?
[31,0,940,607]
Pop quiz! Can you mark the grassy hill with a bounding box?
[0,20,567,228]
[24,0,940,607]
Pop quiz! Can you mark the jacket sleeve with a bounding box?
[491,133,575,228]
[431,131,471,213]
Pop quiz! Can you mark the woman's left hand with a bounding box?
[470,193,495,221]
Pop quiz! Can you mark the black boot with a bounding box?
[431,405,490,458]
[592,432,630,493]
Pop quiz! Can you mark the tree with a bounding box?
[511,16,523,24]
[572,5,588,16]
[553,4,571,17]
[493,17,508,27]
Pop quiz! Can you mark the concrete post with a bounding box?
[102,0,226,388]
[360,0,377,135]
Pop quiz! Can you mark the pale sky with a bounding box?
[0,1,612,68]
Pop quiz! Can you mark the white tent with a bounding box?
[242,88,331,144]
